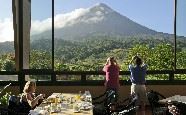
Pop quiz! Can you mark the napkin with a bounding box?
[29,110,49,115]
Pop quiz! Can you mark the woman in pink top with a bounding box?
[103,57,120,98]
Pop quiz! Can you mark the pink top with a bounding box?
[103,64,120,90]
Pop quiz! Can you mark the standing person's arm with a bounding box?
[142,63,148,70]
[129,56,137,83]
[103,65,107,72]
[103,57,110,72]
[103,59,109,87]
[129,56,137,71]
[115,59,121,88]
[129,55,137,64]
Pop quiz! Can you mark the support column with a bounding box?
[12,0,19,71]
[23,0,31,70]
[12,0,31,92]
[13,0,31,71]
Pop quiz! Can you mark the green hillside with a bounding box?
[1,35,186,71]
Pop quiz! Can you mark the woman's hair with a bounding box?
[135,56,142,66]
[23,81,36,93]
[106,57,115,65]
[110,57,115,61]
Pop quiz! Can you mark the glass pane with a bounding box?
[146,74,169,80]
[0,75,18,81]
[0,0,15,72]
[119,75,130,80]
[54,0,174,71]
[86,75,105,80]
[25,75,51,81]
[174,74,186,80]
[30,0,52,69]
[176,0,186,69]
[56,75,81,81]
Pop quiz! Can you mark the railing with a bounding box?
[1,69,186,89]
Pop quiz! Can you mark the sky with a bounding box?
[0,0,185,42]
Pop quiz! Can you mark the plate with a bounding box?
[73,110,81,113]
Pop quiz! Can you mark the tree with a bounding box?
[30,50,51,69]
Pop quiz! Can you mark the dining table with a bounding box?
[30,91,93,115]
[159,95,186,104]
[158,95,186,114]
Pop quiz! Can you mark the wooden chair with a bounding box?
[93,89,118,115]
[8,95,30,115]
[147,90,169,115]
[109,94,138,115]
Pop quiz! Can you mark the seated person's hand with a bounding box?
[38,94,45,99]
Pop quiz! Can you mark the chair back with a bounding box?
[93,89,118,115]
[105,89,117,106]
[147,90,167,115]
[8,95,30,115]
[109,94,138,115]
[8,95,21,114]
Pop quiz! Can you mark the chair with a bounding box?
[109,94,138,115]
[169,102,186,115]
[147,90,169,115]
[93,89,118,115]
[0,105,8,115]
[8,95,30,115]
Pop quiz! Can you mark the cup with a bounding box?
[44,105,50,112]
[75,95,81,101]
[35,107,43,111]
[59,95,63,102]
[73,104,80,112]
[55,97,59,104]
[85,91,90,95]
[50,103,57,112]
[85,95,92,102]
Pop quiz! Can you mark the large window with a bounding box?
[0,0,17,81]
[52,0,174,71]
[29,0,52,81]
[176,0,186,69]
[30,0,52,70]
[2,0,185,82]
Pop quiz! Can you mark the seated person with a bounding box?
[20,81,45,112]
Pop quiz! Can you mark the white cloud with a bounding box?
[31,18,52,35]
[0,6,105,42]
[54,8,89,28]
[31,8,90,35]
[0,18,14,42]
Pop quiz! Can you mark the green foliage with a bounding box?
[30,50,51,69]
[55,63,70,71]
[122,44,150,70]
[1,36,186,80]
[121,43,174,71]
[0,53,15,71]
[0,59,2,70]
[0,92,11,106]
[150,44,174,70]
[177,51,186,69]
[2,59,15,71]
[174,74,186,80]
